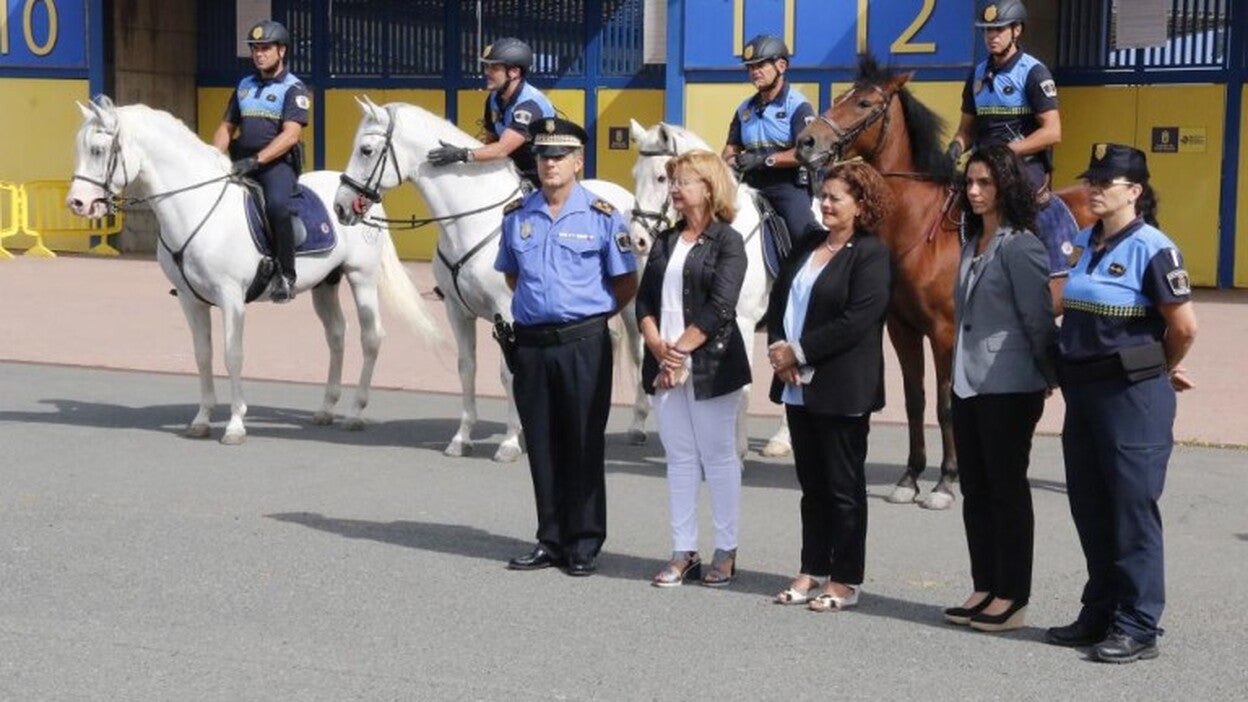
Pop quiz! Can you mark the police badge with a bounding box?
[520,222,533,239]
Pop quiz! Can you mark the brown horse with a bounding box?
[794,55,1095,509]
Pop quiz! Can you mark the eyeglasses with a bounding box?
[1084,178,1135,190]
[669,178,704,190]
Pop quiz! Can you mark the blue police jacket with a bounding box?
[495,183,637,326]
[1059,219,1191,362]
[484,81,556,178]
[225,69,310,154]
[962,51,1058,172]
[727,84,814,156]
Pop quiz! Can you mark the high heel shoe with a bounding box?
[702,548,736,587]
[944,593,992,625]
[969,599,1028,632]
[651,551,701,588]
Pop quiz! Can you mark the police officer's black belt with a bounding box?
[513,315,608,347]
[1059,342,1166,385]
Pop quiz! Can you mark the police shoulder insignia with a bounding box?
[1166,268,1192,296]
[591,199,616,215]
[503,198,524,215]
[1040,80,1058,98]
[1107,262,1127,276]
[804,115,815,125]
[513,109,532,125]
[616,230,632,253]
[1067,245,1084,267]
[295,95,310,110]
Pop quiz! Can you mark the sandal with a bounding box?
[808,584,860,612]
[651,551,701,588]
[702,548,737,588]
[774,575,823,605]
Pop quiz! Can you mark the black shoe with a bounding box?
[271,275,296,304]
[1094,630,1159,664]
[507,545,562,571]
[1045,620,1109,648]
[944,595,992,625]
[969,599,1028,632]
[565,554,598,577]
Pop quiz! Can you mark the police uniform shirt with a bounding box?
[1059,218,1191,362]
[961,51,1058,169]
[483,81,556,174]
[495,183,637,326]
[224,68,310,154]
[726,84,815,160]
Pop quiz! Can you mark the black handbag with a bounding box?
[1118,341,1167,383]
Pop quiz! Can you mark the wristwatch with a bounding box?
[765,155,777,168]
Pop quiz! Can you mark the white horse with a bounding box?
[627,120,818,458]
[332,97,636,463]
[66,95,440,444]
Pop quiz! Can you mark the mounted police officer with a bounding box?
[722,33,817,247]
[495,117,638,577]
[212,19,308,303]
[428,37,556,188]
[948,0,1074,305]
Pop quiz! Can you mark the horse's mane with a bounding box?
[854,54,955,184]
[115,104,230,166]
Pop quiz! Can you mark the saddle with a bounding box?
[753,192,793,278]
[239,179,340,303]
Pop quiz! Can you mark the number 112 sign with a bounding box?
[683,0,972,70]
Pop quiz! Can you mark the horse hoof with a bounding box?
[311,411,334,426]
[493,443,523,463]
[885,484,920,504]
[628,428,648,445]
[343,418,365,431]
[444,441,472,457]
[185,424,211,439]
[920,489,956,511]
[759,439,792,458]
[221,431,246,446]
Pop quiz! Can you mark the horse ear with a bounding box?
[90,94,119,129]
[76,101,95,121]
[888,71,915,91]
[630,118,648,144]
[356,95,383,121]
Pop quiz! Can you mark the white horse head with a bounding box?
[628,119,715,256]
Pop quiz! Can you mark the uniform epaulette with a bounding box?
[503,198,524,215]
[590,199,616,215]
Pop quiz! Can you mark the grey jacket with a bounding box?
[952,226,1058,396]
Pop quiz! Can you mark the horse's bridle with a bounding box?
[339,105,402,204]
[811,84,896,166]
[72,127,130,206]
[630,146,679,243]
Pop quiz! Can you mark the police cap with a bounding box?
[975,0,1027,28]
[531,117,588,157]
[1078,143,1150,184]
[246,20,291,46]
[480,37,533,71]
[741,34,790,65]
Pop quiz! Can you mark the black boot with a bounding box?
[271,272,296,303]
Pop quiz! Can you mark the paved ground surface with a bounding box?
[1,255,1247,699]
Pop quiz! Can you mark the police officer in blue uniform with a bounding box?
[428,38,556,188]
[212,20,309,303]
[1047,144,1198,663]
[496,117,638,576]
[722,34,817,246]
[948,1,1073,305]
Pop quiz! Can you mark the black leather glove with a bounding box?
[734,151,768,173]
[945,140,963,165]
[231,156,260,176]
[428,140,471,167]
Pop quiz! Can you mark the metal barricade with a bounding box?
[21,180,124,257]
[0,182,20,259]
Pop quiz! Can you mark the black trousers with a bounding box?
[757,181,818,249]
[512,326,613,560]
[952,391,1045,602]
[786,406,869,583]
[254,161,298,279]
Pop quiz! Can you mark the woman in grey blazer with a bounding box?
[944,145,1058,632]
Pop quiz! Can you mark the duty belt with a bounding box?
[513,315,608,347]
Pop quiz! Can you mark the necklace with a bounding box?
[825,239,847,253]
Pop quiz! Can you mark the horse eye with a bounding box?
[361,145,374,157]
[90,145,104,157]
[657,174,667,183]
[857,99,872,109]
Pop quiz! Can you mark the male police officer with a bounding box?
[948,0,1073,304]
[495,118,637,576]
[722,34,817,246]
[212,20,308,303]
[428,38,555,188]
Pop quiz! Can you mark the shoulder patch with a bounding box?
[1040,80,1058,98]
[503,198,524,215]
[513,109,533,125]
[591,199,616,215]
[1166,268,1192,296]
[294,95,310,110]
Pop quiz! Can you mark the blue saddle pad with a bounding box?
[1037,193,1080,274]
[245,184,337,256]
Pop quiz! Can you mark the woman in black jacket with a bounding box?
[766,161,893,611]
[636,150,751,588]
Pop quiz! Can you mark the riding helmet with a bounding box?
[480,37,534,71]
[741,34,790,65]
[975,0,1027,28]
[246,20,291,46]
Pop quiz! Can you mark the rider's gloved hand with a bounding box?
[733,151,768,173]
[944,140,964,165]
[231,157,260,176]
[428,140,471,167]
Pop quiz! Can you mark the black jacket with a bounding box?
[635,220,752,399]
[766,225,892,415]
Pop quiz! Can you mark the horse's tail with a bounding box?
[376,230,442,343]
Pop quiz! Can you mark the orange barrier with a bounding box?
[0,182,21,259]
[20,180,124,257]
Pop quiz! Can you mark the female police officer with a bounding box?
[1047,143,1197,663]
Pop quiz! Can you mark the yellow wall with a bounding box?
[1057,85,1223,286]
[596,88,664,189]
[0,78,91,252]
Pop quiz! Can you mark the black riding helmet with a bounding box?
[480,37,533,71]
[975,0,1027,28]
[741,34,790,65]
[246,19,291,46]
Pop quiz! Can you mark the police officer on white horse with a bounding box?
[212,19,309,303]
[428,38,556,188]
